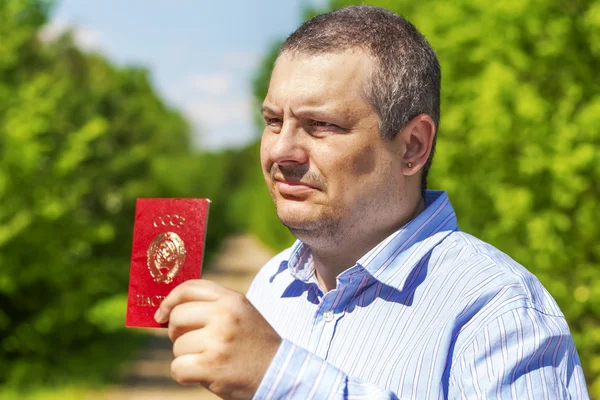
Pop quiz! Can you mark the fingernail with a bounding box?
[154,309,162,323]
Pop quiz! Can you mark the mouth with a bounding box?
[274,177,319,198]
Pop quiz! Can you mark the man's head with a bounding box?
[280,5,441,191]
[260,5,440,247]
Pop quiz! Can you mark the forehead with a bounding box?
[264,50,374,113]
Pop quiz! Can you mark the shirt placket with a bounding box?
[306,275,360,360]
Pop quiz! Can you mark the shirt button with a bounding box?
[323,310,334,322]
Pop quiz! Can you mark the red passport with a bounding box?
[126,198,211,328]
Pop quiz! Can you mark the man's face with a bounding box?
[260,50,407,242]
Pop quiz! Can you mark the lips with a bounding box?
[274,177,318,197]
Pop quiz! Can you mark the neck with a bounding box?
[309,197,426,292]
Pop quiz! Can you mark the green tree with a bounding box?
[0,0,224,387]
[249,0,600,395]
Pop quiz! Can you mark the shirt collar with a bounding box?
[285,190,458,284]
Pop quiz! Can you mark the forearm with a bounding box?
[254,339,400,400]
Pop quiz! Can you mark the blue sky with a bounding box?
[41,0,328,150]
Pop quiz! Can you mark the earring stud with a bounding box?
[407,162,412,168]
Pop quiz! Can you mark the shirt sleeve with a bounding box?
[253,339,401,400]
[448,307,589,399]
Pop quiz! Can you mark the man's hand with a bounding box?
[154,279,282,400]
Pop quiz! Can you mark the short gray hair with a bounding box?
[278,5,441,192]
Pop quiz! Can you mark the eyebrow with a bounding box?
[260,105,355,130]
[261,105,339,118]
[294,106,337,120]
[261,106,280,115]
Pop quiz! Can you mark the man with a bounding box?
[155,5,588,399]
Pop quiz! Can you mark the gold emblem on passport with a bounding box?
[147,232,186,284]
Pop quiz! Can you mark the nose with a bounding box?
[267,120,309,167]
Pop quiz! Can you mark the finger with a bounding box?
[172,328,207,358]
[155,279,225,324]
[171,353,207,386]
[168,301,212,342]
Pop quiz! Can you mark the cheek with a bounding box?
[351,145,376,175]
[331,144,377,187]
[318,146,372,203]
[330,145,397,203]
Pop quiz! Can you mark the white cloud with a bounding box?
[221,51,262,70]
[184,97,251,126]
[38,18,103,52]
[189,73,232,96]
[183,96,256,149]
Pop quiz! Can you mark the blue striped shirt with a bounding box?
[247,190,588,399]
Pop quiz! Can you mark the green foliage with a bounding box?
[0,0,226,388]
[248,0,600,394]
[3,0,596,394]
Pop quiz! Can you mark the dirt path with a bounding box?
[93,234,274,400]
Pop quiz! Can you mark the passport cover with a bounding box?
[126,198,211,328]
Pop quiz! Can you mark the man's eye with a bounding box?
[266,118,282,126]
[311,121,337,128]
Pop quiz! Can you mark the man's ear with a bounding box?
[396,114,436,177]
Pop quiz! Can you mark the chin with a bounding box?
[276,204,343,243]
[276,207,319,231]
[274,197,318,224]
